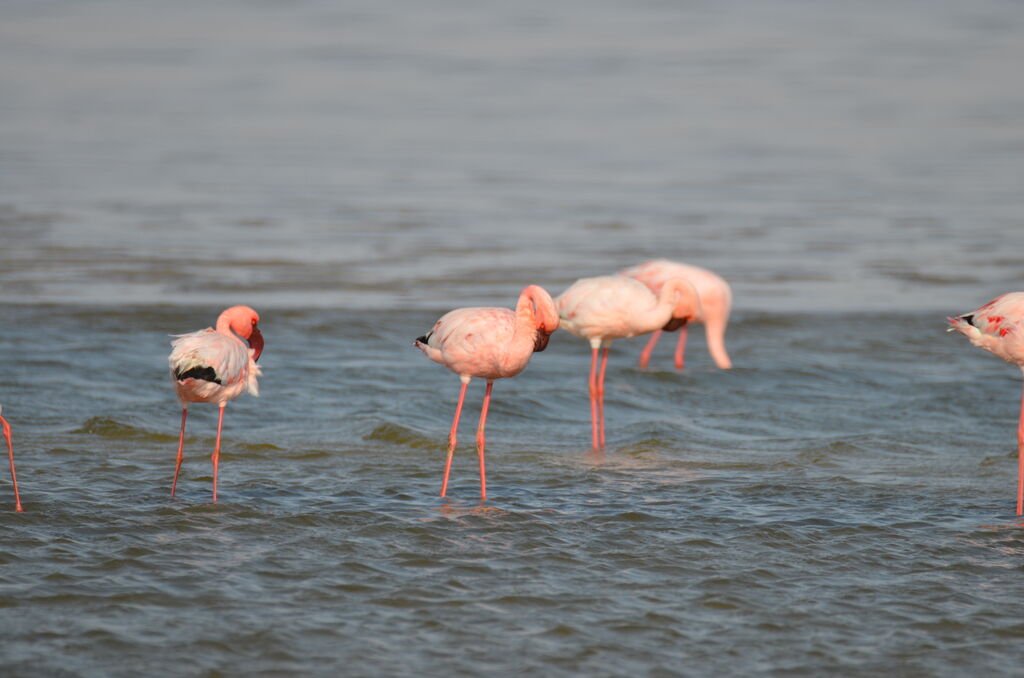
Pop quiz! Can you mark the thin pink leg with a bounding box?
[1,415,23,513]
[1017,378,1024,516]
[476,381,493,501]
[441,379,469,497]
[588,347,600,450]
[597,348,610,449]
[212,404,226,503]
[171,406,188,497]
[638,330,661,368]
[673,323,689,370]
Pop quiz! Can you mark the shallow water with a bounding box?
[4,307,1024,676]
[3,0,1024,676]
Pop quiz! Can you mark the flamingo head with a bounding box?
[519,284,560,352]
[663,278,701,332]
[220,305,265,361]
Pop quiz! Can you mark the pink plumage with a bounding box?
[620,259,733,369]
[0,405,23,512]
[168,305,265,502]
[556,275,700,451]
[949,292,1024,515]
[415,285,559,500]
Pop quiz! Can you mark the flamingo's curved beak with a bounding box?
[662,316,689,332]
[248,325,265,362]
[533,327,553,352]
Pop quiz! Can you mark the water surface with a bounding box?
[3,0,1024,675]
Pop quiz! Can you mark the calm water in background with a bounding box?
[3,0,1024,675]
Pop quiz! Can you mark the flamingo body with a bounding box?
[557,276,681,346]
[620,259,733,369]
[556,275,700,450]
[170,328,261,405]
[415,285,558,499]
[418,307,543,381]
[949,292,1024,515]
[168,305,264,502]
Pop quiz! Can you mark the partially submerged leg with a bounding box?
[673,323,689,370]
[597,347,609,449]
[171,406,188,497]
[588,346,600,451]
[638,330,661,368]
[1,412,22,512]
[1017,376,1024,516]
[212,404,226,503]
[476,381,494,501]
[441,377,470,497]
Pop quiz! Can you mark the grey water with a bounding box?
[3,0,1024,675]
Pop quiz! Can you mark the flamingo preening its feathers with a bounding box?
[415,285,559,500]
[556,275,701,451]
[168,305,264,502]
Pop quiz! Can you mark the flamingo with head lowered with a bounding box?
[0,405,23,512]
[168,305,264,503]
[620,259,733,370]
[556,275,700,451]
[415,285,559,500]
[949,293,1024,515]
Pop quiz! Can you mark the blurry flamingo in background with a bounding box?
[0,405,23,512]
[620,259,733,370]
[168,306,264,503]
[415,285,559,500]
[556,275,700,451]
[949,293,1024,516]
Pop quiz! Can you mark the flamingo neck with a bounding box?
[216,314,247,341]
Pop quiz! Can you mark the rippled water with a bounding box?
[4,0,1024,676]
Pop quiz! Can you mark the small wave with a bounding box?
[234,441,286,453]
[364,422,441,450]
[71,417,174,442]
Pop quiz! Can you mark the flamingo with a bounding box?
[620,259,733,370]
[949,293,1024,515]
[0,405,23,512]
[556,275,701,451]
[168,305,264,503]
[415,285,559,500]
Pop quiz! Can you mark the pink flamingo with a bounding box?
[620,259,733,370]
[415,285,559,500]
[949,293,1024,515]
[0,405,23,512]
[556,275,701,451]
[168,306,264,503]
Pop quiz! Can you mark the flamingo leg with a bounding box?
[638,330,662,369]
[597,347,610,449]
[1017,377,1024,516]
[673,323,689,370]
[476,381,493,501]
[441,378,470,498]
[588,347,600,450]
[212,404,226,503]
[171,406,188,497]
[1,415,22,513]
